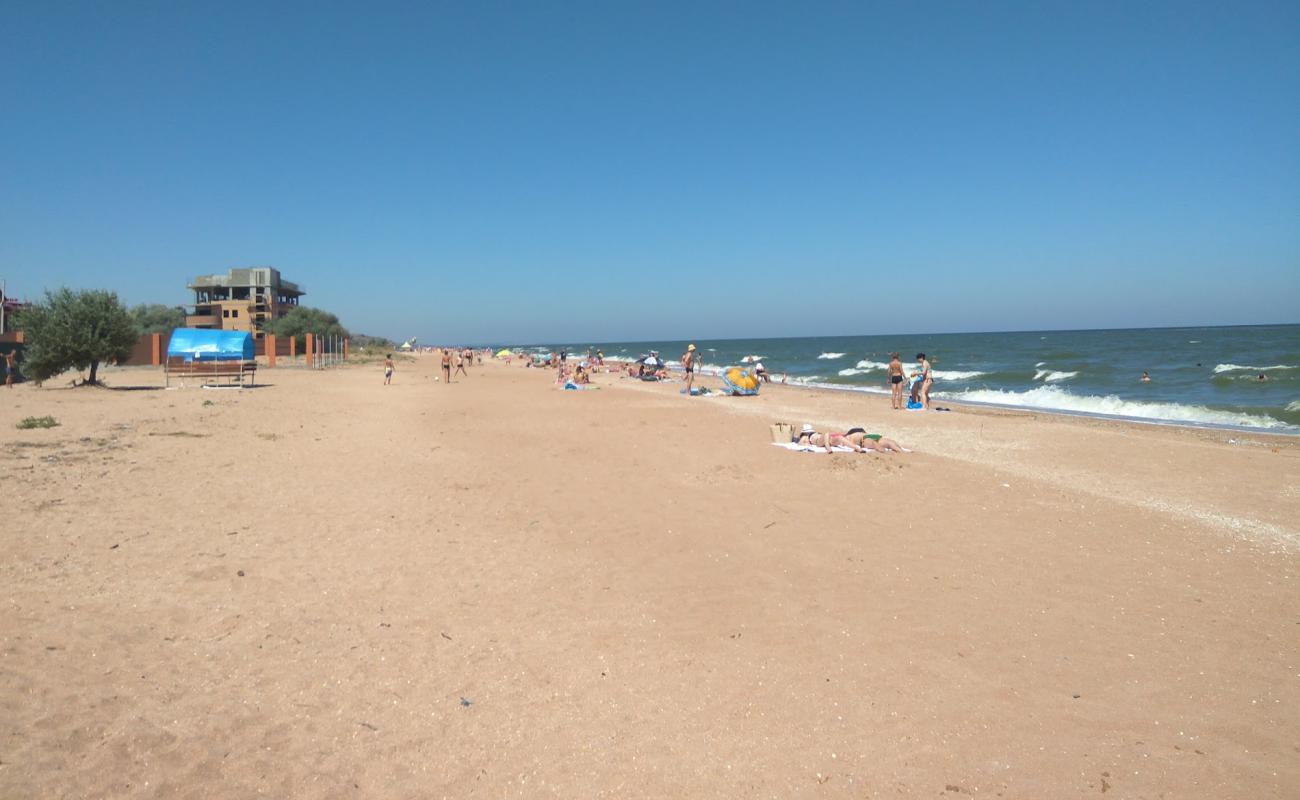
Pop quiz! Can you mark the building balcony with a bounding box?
[185,314,220,328]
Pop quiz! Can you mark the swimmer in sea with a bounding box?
[1140,371,1151,382]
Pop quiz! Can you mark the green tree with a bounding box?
[130,303,186,335]
[261,306,350,351]
[18,288,139,385]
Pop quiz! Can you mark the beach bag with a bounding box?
[769,422,795,443]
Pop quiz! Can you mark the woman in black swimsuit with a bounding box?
[887,352,906,410]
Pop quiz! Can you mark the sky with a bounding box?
[2,1,1297,344]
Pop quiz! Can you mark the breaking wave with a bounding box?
[817,352,846,359]
[931,370,985,381]
[1033,369,1078,382]
[1213,363,1297,374]
[939,385,1292,430]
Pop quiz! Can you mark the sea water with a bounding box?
[515,325,1300,433]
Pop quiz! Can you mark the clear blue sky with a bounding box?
[3,1,1297,343]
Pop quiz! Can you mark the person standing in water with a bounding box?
[681,343,697,395]
[441,348,452,383]
[887,352,906,409]
[1140,371,1151,382]
[916,353,933,409]
[383,354,394,385]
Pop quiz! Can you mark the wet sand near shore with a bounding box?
[3,357,1297,798]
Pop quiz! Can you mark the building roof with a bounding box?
[189,267,304,296]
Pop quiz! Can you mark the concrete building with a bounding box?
[186,267,304,339]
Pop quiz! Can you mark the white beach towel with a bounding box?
[770,442,912,454]
[771,442,861,453]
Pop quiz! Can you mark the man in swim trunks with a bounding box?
[384,354,394,385]
[441,348,452,383]
[887,352,905,409]
[682,344,697,395]
[454,350,468,377]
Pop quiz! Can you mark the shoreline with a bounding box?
[586,356,1300,438]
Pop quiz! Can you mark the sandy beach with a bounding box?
[3,356,1297,798]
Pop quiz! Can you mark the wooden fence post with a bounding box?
[150,332,162,366]
[290,335,297,360]
[344,339,349,360]
[266,334,277,368]
[305,333,314,367]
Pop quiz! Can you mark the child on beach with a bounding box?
[383,354,394,385]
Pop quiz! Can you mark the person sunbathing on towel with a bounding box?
[796,424,907,453]
[795,424,850,453]
[841,427,908,453]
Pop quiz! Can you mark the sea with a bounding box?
[509,325,1300,433]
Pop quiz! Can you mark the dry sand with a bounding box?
[3,356,1297,798]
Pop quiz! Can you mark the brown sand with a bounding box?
[3,357,1297,798]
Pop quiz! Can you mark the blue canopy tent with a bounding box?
[167,328,254,362]
[165,328,256,387]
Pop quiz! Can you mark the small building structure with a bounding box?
[186,267,304,340]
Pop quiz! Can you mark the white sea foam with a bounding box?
[853,359,890,371]
[740,355,767,363]
[1213,363,1297,374]
[1287,401,1300,413]
[818,352,846,360]
[1033,369,1078,382]
[931,370,985,381]
[1035,361,1046,368]
[939,385,1292,430]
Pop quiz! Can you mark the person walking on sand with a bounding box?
[441,348,452,383]
[916,353,933,409]
[887,352,906,409]
[681,344,697,395]
[383,354,394,385]
[3,350,15,388]
[454,350,468,378]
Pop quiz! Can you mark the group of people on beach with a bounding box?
[793,423,908,454]
[382,347,483,385]
[886,352,933,410]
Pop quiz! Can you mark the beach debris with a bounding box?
[440,632,452,641]
[459,696,473,707]
[359,721,378,731]
[236,570,245,577]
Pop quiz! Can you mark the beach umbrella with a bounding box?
[496,349,511,357]
[722,367,760,396]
